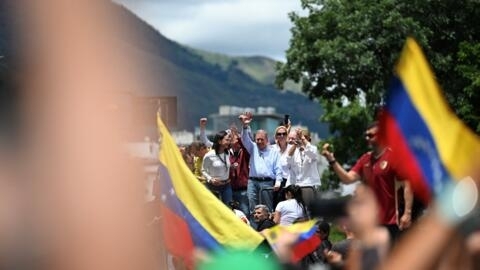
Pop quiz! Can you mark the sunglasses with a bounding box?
[365,133,377,139]
[276,132,287,136]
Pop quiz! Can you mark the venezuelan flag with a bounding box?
[379,38,480,203]
[262,220,321,263]
[156,114,263,267]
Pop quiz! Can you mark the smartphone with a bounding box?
[284,114,290,125]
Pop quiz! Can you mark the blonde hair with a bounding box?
[274,125,288,135]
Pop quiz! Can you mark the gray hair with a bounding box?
[254,204,270,214]
[255,129,268,141]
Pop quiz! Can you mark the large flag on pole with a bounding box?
[379,38,480,203]
[156,114,263,268]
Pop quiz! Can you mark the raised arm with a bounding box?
[303,144,318,160]
[199,117,213,148]
[239,112,254,154]
[321,143,360,184]
[295,128,318,161]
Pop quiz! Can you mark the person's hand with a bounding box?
[273,182,281,191]
[210,178,221,186]
[398,212,412,230]
[238,112,253,126]
[324,249,343,264]
[322,143,335,162]
[295,128,303,138]
[296,129,308,148]
[293,128,303,145]
[199,118,207,129]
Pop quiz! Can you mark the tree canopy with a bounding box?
[277,0,480,172]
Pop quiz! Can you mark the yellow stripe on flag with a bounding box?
[157,114,263,249]
[396,38,480,180]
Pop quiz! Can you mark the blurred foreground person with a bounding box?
[379,176,480,270]
[1,1,158,269]
[330,218,355,262]
[338,184,390,270]
[319,185,390,270]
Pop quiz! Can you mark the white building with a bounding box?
[207,105,283,141]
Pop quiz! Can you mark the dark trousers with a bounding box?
[272,178,287,210]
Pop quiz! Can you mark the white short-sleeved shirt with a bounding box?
[275,199,305,225]
[234,209,250,225]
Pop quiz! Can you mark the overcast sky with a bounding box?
[116,0,304,61]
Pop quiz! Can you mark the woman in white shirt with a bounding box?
[202,130,232,204]
[272,125,291,208]
[273,185,308,225]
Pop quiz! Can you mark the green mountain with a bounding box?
[114,4,328,136]
[0,2,329,138]
[190,48,302,93]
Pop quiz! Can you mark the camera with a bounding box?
[308,196,350,219]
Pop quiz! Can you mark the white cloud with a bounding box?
[116,0,303,60]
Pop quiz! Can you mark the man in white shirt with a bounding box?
[282,128,321,205]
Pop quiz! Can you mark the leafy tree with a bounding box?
[277,0,480,188]
[318,99,373,190]
[276,0,430,106]
[456,41,480,132]
[320,99,373,164]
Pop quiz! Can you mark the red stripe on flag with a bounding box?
[379,110,432,204]
[291,235,321,263]
[160,204,195,268]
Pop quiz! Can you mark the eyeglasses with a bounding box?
[276,132,287,136]
[365,133,377,139]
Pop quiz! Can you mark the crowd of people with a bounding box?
[176,112,480,269]
[180,113,323,228]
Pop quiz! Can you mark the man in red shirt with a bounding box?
[321,122,413,241]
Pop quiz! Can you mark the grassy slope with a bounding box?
[190,48,303,93]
